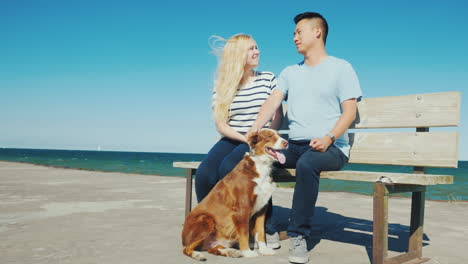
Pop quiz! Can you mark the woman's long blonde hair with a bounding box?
[210,34,253,123]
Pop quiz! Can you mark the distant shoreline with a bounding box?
[1,160,466,204]
[0,147,207,156]
[2,147,468,162]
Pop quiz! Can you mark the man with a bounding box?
[248,12,362,263]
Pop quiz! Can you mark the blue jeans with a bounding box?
[195,137,250,203]
[272,140,348,237]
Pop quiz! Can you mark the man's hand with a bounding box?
[309,136,333,152]
[246,125,261,142]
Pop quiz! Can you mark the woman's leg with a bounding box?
[194,138,240,203]
[217,143,250,179]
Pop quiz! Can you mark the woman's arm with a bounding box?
[215,118,248,143]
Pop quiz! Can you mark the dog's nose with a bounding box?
[282,140,288,148]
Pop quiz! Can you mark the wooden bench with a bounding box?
[173,91,460,264]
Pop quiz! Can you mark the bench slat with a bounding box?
[323,171,452,185]
[273,169,453,185]
[281,92,460,130]
[174,162,454,185]
[348,132,458,168]
[174,131,459,169]
[351,92,460,129]
[174,162,201,169]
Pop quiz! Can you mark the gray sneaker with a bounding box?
[289,236,308,263]
[266,232,280,249]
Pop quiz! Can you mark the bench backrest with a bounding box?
[280,92,460,168]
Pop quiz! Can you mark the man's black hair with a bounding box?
[294,12,328,45]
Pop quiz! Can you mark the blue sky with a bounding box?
[1,0,467,160]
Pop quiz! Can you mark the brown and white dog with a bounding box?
[181,128,288,261]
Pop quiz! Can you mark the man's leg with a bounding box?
[287,145,347,264]
[288,144,347,237]
[264,142,302,248]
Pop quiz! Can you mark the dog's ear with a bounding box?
[247,131,259,149]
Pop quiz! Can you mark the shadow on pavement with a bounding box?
[270,205,430,262]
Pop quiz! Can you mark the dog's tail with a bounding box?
[182,213,216,261]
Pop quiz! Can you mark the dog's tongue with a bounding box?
[274,150,286,164]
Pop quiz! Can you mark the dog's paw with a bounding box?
[222,248,242,258]
[258,246,276,256]
[241,249,259,258]
[192,251,207,261]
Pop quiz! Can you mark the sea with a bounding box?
[1,148,467,202]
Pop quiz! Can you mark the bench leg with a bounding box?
[373,184,430,264]
[409,189,427,260]
[373,182,388,264]
[184,168,195,218]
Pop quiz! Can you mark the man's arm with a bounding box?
[249,89,285,134]
[268,104,284,130]
[310,98,357,152]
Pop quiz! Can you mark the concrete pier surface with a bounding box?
[1,161,467,264]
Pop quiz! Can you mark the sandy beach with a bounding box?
[0,161,467,264]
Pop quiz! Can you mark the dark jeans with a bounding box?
[194,137,249,203]
[272,140,348,237]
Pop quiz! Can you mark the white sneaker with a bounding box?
[288,236,308,263]
[266,232,281,249]
[249,232,281,249]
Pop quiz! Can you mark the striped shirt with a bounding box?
[226,71,277,133]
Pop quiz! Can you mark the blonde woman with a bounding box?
[195,34,282,203]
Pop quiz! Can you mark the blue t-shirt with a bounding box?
[276,56,362,157]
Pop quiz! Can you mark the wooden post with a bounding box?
[409,188,426,256]
[373,182,388,264]
[184,168,195,218]
[408,127,429,262]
